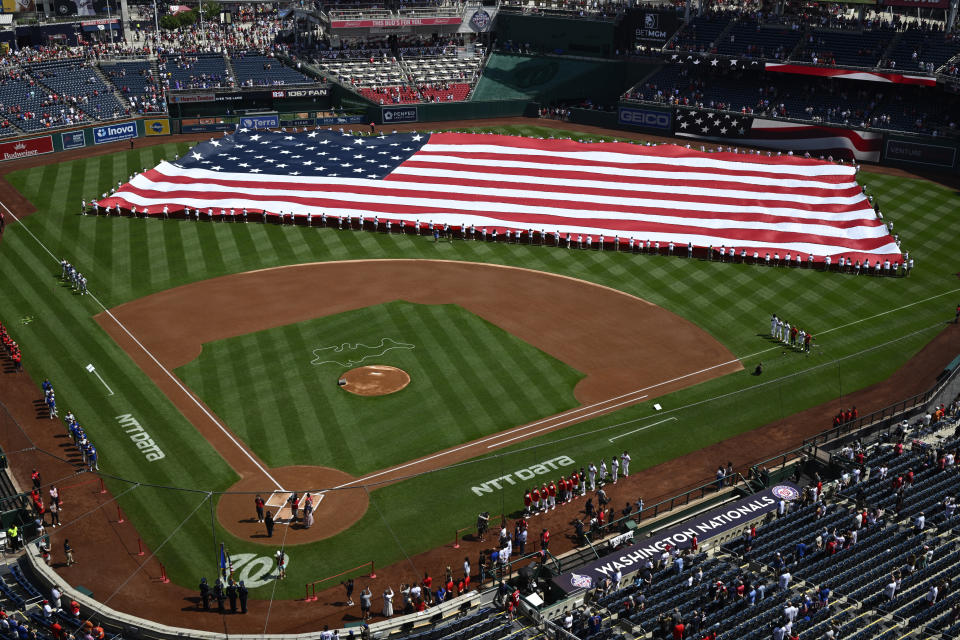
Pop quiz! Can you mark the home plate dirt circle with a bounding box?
[217,465,369,545]
[340,365,410,396]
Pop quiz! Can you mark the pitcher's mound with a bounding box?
[340,365,410,396]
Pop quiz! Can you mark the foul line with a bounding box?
[0,201,285,492]
[609,416,677,443]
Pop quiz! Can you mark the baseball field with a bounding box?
[0,121,959,630]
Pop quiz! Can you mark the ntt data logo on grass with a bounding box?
[94,122,137,144]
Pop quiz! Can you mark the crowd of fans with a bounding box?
[624,64,960,135]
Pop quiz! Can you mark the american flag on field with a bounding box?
[98,129,901,264]
[674,109,882,163]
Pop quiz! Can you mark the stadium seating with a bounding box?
[26,59,128,122]
[793,30,893,68]
[160,53,229,90]
[715,21,802,60]
[230,52,315,86]
[99,59,166,114]
[882,30,960,72]
[320,51,483,103]
[669,14,735,54]
[0,67,88,132]
[550,425,960,640]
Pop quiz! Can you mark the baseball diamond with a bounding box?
[0,22,959,638]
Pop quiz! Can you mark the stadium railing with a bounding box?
[803,355,960,452]
[304,560,377,602]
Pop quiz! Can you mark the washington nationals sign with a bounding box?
[552,483,800,594]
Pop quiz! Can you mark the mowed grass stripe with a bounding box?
[467,312,559,418]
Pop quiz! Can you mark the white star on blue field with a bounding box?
[177,129,427,179]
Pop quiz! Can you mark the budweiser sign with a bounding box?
[0,136,54,162]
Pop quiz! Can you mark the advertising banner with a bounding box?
[93,121,137,144]
[144,119,171,136]
[381,106,418,124]
[61,131,86,150]
[330,16,461,29]
[883,138,958,169]
[0,136,53,162]
[240,114,280,129]
[618,105,672,131]
[316,115,366,126]
[182,123,233,133]
[551,483,800,595]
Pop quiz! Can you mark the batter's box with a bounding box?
[265,491,325,524]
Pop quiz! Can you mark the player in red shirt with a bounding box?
[548,481,557,510]
[571,472,580,498]
[523,489,532,516]
[540,528,550,551]
[540,484,549,512]
[531,486,541,513]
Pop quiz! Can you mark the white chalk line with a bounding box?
[0,202,285,492]
[609,416,677,443]
[484,394,650,448]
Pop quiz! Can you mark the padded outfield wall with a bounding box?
[471,53,656,105]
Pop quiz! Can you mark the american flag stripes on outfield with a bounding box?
[97,129,902,264]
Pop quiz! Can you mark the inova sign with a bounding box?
[94,122,138,144]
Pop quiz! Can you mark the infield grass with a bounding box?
[175,301,584,475]
[0,128,958,599]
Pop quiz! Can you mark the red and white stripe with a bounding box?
[98,133,901,263]
[765,63,937,87]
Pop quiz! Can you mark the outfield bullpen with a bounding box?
[0,121,959,634]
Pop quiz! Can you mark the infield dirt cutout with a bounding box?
[95,259,741,545]
[340,365,411,396]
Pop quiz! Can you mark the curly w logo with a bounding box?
[310,338,415,367]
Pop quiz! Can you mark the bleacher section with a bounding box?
[26,59,127,122]
[883,30,960,72]
[715,22,802,60]
[320,52,483,103]
[625,63,960,134]
[230,52,314,86]
[0,68,89,133]
[794,30,893,68]
[160,53,229,90]
[99,59,165,114]
[550,427,960,640]
[670,14,734,54]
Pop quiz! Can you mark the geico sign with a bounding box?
[618,108,671,130]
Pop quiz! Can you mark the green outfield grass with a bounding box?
[0,125,959,599]
[175,301,584,475]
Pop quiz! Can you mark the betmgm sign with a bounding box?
[618,106,672,132]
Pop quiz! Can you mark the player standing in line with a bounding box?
[621,451,631,477]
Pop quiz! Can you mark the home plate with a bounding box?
[265,490,325,524]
